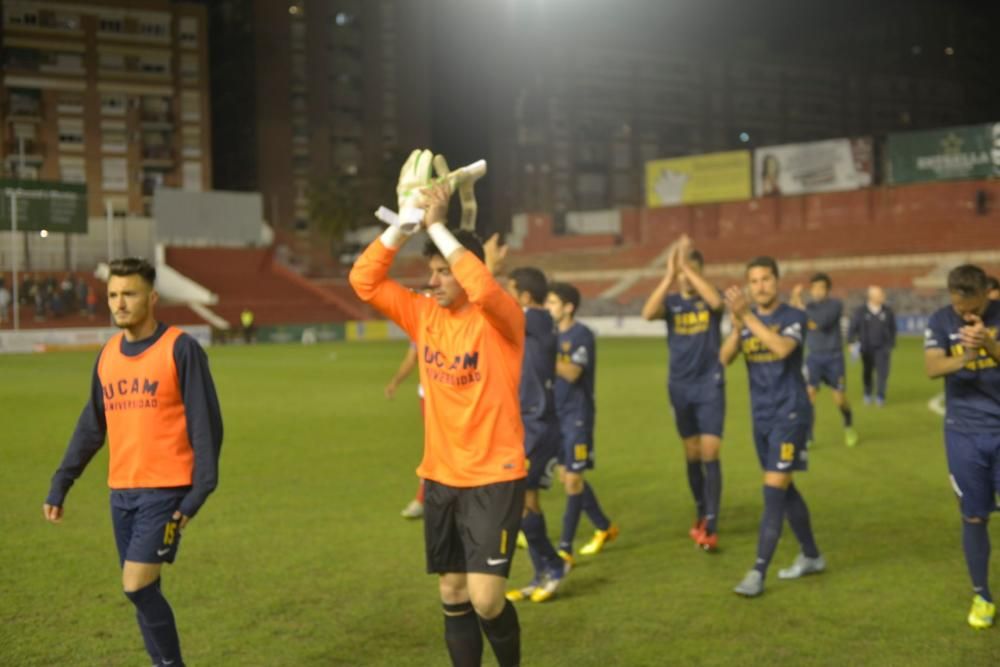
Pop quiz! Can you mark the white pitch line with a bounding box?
[927,393,945,417]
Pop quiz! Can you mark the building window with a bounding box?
[99,52,125,71]
[180,54,198,81]
[7,8,39,26]
[179,17,198,46]
[139,20,169,38]
[57,119,85,148]
[181,91,200,121]
[101,93,128,115]
[182,162,202,192]
[99,17,123,34]
[56,93,84,114]
[101,128,128,154]
[59,157,86,183]
[182,127,201,157]
[102,158,128,192]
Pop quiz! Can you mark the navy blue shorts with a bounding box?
[560,421,595,473]
[945,429,1000,518]
[753,420,810,473]
[806,352,846,391]
[111,489,187,566]
[524,418,561,490]
[669,381,725,439]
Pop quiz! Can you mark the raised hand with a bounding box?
[725,285,750,319]
[397,149,436,213]
[433,154,487,231]
[484,233,509,275]
[959,313,988,352]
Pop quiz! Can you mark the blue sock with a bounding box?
[963,520,992,603]
[686,461,705,519]
[754,485,787,577]
[841,406,853,427]
[581,482,611,531]
[135,579,162,664]
[124,580,183,667]
[703,461,722,535]
[785,484,820,559]
[521,510,560,574]
[559,492,584,554]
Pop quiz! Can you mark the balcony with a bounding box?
[4,102,43,122]
[139,112,174,128]
[4,140,46,162]
[140,147,175,167]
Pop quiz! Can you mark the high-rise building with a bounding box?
[1,0,213,217]
[209,0,431,272]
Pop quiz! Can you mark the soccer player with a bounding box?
[545,282,617,565]
[848,286,896,406]
[504,267,568,604]
[790,274,858,448]
[349,155,525,666]
[721,256,824,597]
[385,342,427,519]
[43,257,223,667]
[986,275,1000,301]
[924,264,1000,629]
[641,236,725,550]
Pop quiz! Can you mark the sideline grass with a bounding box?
[1,338,997,665]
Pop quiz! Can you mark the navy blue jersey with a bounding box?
[805,298,843,355]
[925,300,1000,433]
[555,321,596,430]
[740,303,812,425]
[664,292,724,386]
[521,307,558,423]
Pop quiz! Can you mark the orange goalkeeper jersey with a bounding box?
[350,239,527,487]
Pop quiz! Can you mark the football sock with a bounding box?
[841,406,853,428]
[963,519,992,603]
[559,492,584,554]
[754,485,787,576]
[443,601,483,667]
[686,460,706,519]
[785,484,820,559]
[580,482,611,531]
[135,580,162,664]
[703,460,722,535]
[521,510,560,573]
[124,579,183,667]
[479,600,520,667]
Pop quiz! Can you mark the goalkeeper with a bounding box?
[350,149,526,667]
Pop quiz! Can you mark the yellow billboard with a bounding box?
[645,150,752,207]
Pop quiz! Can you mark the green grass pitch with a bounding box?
[1,337,997,665]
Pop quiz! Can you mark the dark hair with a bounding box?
[746,256,779,279]
[688,249,704,268]
[549,282,580,314]
[987,275,1000,292]
[947,264,988,297]
[810,272,831,289]
[509,267,548,304]
[108,257,156,286]
[422,229,485,263]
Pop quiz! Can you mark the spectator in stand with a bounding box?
[86,287,98,319]
[20,273,34,306]
[61,274,77,312]
[33,280,47,320]
[0,279,10,325]
[77,279,90,316]
[848,286,897,406]
[987,276,1000,301]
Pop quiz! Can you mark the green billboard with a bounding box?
[887,123,999,185]
[0,180,88,233]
